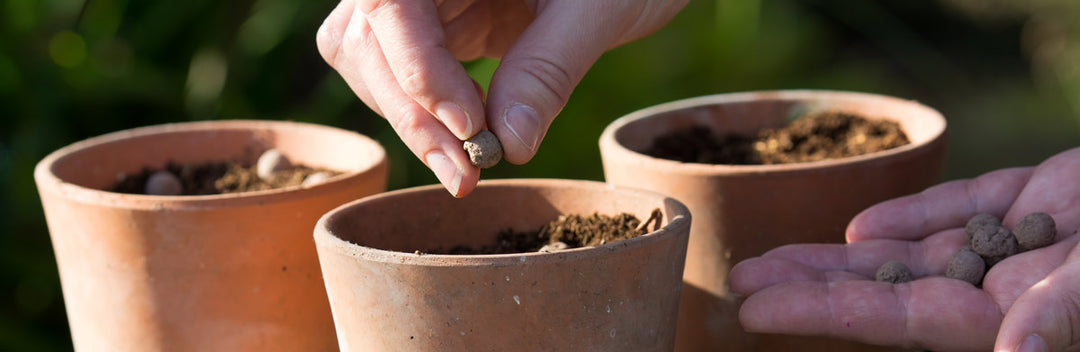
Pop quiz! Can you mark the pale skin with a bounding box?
[316,0,688,197]
[730,147,1080,352]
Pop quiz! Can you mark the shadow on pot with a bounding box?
[314,179,691,352]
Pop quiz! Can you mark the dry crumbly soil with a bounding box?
[646,112,910,164]
[110,160,339,195]
[427,212,647,255]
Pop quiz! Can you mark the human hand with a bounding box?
[316,0,687,197]
[729,147,1080,351]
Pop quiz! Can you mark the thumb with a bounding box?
[485,2,625,164]
[995,241,1080,352]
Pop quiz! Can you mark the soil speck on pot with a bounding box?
[427,210,658,255]
[645,112,910,164]
[111,159,340,195]
[874,261,914,284]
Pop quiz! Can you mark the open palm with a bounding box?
[729,147,1080,352]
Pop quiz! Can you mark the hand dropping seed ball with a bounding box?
[256,149,292,181]
[875,261,914,284]
[463,130,502,169]
[145,170,182,196]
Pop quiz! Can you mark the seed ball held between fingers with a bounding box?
[463,130,503,169]
[256,149,291,181]
[145,170,182,196]
[946,248,986,286]
[965,213,1001,243]
[875,261,914,284]
[970,225,1018,259]
[1014,212,1056,251]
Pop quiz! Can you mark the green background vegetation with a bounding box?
[2,0,1078,349]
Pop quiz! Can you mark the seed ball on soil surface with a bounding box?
[256,149,292,181]
[946,248,986,286]
[970,225,1019,259]
[1014,212,1056,251]
[145,170,182,196]
[875,261,914,284]
[965,213,1001,243]
[538,241,569,253]
[301,171,333,187]
[463,130,502,169]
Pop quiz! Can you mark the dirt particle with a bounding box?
[425,210,656,255]
[946,248,985,286]
[875,261,914,284]
[645,112,910,165]
[1014,212,1056,251]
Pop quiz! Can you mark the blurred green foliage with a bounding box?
[2,0,1078,350]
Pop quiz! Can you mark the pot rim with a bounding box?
[33,119,388,210]
[314,178,692,267]
[599,89,947,176]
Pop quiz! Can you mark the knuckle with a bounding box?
[315,23,342,65]
[390,106,425,139]
[512,56,573,106]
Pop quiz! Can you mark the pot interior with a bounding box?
[48,121,382,192]
[613,92,945,156]
[324,181,680,254]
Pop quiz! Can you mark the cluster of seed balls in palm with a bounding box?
[875,212,1058,286]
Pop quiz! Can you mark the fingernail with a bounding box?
[425,151,462,196]
[503,104,540,153]
[1016,334,1047,352]
[435,102,472,140]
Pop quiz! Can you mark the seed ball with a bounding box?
[463,130,502,169]
[256,149,292,181]
[1014,212,1056,251]
[301,171,333,187]
[538,241,569,253]
[970,225,1019,259]
[965,213,1001,244]
[145,170,182,196]
[946,248,986,286]
[875,261,914,284]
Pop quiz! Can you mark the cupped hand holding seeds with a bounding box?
[729,147,1080,352]
[315,0,688,197]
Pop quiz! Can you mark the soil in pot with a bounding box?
[425,209,661,255]
[646,111,910,164]
[110,158,340,195]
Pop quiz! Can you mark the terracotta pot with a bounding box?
[34,120,389,351]
[599,90,947,351]
[314,179,692,351]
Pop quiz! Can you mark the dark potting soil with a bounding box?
[110,160,339,195]
[426,210,660,255]
[645,112,910,165]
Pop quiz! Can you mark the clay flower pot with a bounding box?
[34,120,388,351]
[314,179,692,351]
[599,90,947,351]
